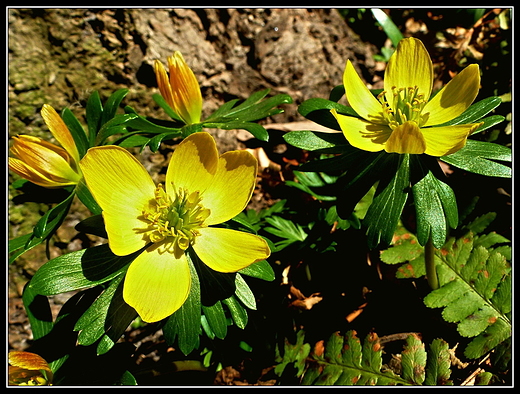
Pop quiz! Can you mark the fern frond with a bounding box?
[424,231,511,359]
[275,330,464,386]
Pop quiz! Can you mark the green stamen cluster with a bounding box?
[142,183,210,257]
[378,86,429,129]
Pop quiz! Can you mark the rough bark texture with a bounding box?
[8,8,377,136]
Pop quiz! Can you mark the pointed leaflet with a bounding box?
[29,244,137,296]
[222,296,248,329]
[412,171,458,248]
[424,339,453,385]
[201,301,228,340]
[162,254,201,356]
[364,153,410,249]
[441,139,511,178]
[401,334,426,385]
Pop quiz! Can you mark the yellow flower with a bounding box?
[8,104,82,188]
[8,351,53,386]
[154,51,203,125]
[80,132,270,323]
[331,37,482,156]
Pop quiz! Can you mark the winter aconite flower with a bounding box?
[8,351,53,386]
[331,37,482,156]
[8,104,82,188]
[154,51,203,125]
[80,132,270,323]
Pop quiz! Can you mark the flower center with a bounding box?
[141,183,210,258]
[378,86,429,129]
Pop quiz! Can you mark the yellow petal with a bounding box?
[331,109,390,152]
[154,59,175,110]
[343,60,384,123]
[194,227,270,272]
[202,149,258,226]
[422,123,479,157]
[384,37,433,103]
[9,136,81,186]
[8,352,51,373]
[8,157,75,188]
[422,64,481,126]
[123,246,191,323]
[167,51,203,125]
[80,146,156,256]
[165,132,218,197]
[385,121,427,154]
[41,104,80,165]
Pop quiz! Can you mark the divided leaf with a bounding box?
[301,331,407,385]
[275,330,456,386]
[424,232,511,358]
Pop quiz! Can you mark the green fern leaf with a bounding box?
[275,331,458,386]
[302,331,409,385]
[424,338,453,385]
[424,232,511,358]
[401,334,427,384]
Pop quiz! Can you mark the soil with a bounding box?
[8,8,512,386]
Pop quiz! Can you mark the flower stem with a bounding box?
[425,237,439,290]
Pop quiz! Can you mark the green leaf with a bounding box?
[371,9,404,47]
[222,296,248,329]
[234,274,257,310]
[472,115,505,135]
[274,330,311,378]
[301,331,409,385]
[276,330,458,386]
[181,122,204,137]
[380,224,424,266]
[202,301,227,339]
[61,108,90,158]
[238,259,275,281]
[22,283,54,341]
[285,171,338,201]
[95,282,138,356]
[412,171,458,248]
[29,244,137,295]
[95,113,139,144]
[364,154,410,249]
[298,97,358,130]
[163,254,201,355]
[263,215,308,251]
[125,106,183,134]
[101,89,129,126]
[424,339,453,385]
[75,178,102,215]
[441,140,511,178]
[152,93,183,122]
[437,96,502,127]
[86,90,103,145]
[206,89,292,124]
[424,232,511,358]
[204,120,269,141]
[10,192,75,263]
[329,85,346,102]
[75,275,125,347]
[401,334,426,385]
[283,130,347,151]
[464,317,511,359]
[147,132,183,152]
[33,191,75,238]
